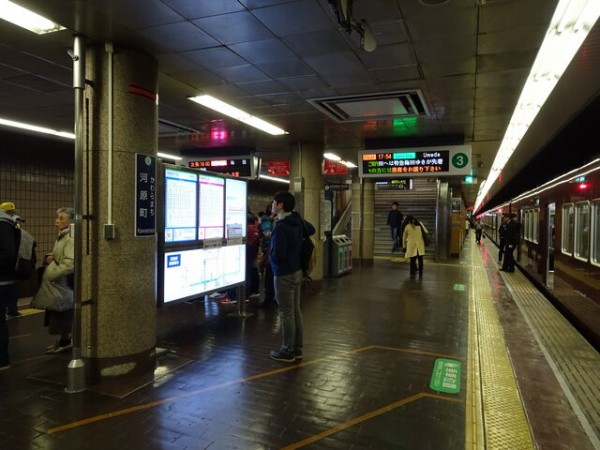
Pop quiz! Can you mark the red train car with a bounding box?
[481,158,600,349]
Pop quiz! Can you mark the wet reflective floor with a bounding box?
[0,238,597,449]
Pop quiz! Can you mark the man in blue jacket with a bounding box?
[0,206,19,370]
[268,191,315,362]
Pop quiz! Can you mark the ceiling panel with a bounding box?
[0,0,596,211]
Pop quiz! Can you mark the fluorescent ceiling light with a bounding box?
[0,117,74,139]
[259,174,290,184]
[189,95,288,136]
[0,0,65,34]
[474,0,600,213]
[342,160,357,168]
[157,152,182,161]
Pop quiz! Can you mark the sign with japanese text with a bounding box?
[358,145,471,178]
[267,160,290,176]
[135,153,156,237]
[187,157,253,178]
[323,159,348,175]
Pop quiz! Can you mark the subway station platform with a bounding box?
[1,237,599,449]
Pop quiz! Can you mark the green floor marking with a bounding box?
[453,284,465,291]
[429,358,461,394]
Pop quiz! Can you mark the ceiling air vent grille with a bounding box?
[308,90,430,123]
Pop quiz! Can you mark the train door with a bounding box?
[545,203,555,288]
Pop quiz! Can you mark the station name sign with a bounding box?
[358,145,471,178]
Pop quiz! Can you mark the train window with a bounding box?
[532,209,539,243]
[561,203,574,255]
[523,209,539,243]
[574,201,590,261]
[592,200,600,266]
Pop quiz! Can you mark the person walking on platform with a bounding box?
[500,213,520,273]
[0,205,20,370]
[474,219,484,244]
[402,215,427,278]
[387,201,404,252]
[498,214,509,263]
[268,191,315,363]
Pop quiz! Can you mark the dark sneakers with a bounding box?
[269,350,295,362]
[269,348,303,362]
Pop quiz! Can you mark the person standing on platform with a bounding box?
[500,213,520,273]
[474,219,484,244]
[402,215,427,278]
[498,214,509,263]
[387,201,404,252]
[39,207,75,353]
[0,205,19,370]
[0,203,37,319]
[257,206,275,308]
[268,191,315,363]
[246,213,260,299]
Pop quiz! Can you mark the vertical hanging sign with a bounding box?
[135,153,156,237]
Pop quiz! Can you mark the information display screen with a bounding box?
[189,158,253,178]
[164,168,197,242]
[358,145,471,178]
[225,177,247,239]
[162,245,246,303]
[198,173,225,240]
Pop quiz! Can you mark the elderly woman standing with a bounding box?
[402,215,428,278]
[42,207,75,353]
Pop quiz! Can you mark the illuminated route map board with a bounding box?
[358,145,471,178]
[164,168,197,242]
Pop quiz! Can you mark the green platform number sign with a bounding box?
[452,152,469,170]
[430,358,461,394]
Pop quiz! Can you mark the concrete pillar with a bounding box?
[290,142,323,282]
[81,45,158,382]
[351,174,374,266]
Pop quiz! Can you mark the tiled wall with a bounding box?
[0,130,74,260]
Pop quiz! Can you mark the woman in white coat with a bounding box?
[402,215,428,278]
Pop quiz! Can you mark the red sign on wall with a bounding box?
[267,160,290,176]
[323,159,348,175]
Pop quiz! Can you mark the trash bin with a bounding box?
[331,234,352,276]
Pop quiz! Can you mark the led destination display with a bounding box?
[358,145,471,178]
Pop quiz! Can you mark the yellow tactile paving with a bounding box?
[466,243,535,450]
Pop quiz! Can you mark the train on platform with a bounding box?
[479,158,600,350]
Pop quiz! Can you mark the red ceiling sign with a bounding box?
[267,160,290,176]
[323,159,348,175]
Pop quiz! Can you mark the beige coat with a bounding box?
[403,222,428,257]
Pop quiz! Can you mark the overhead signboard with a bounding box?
[323,159,348,175]
[267,160,290,176]
[358,145,471,178]
[186,155,260,179]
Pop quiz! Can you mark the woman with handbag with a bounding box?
[30,207,75,353]
[402,215,428,278]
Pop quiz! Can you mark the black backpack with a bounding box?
[0,218,37,280]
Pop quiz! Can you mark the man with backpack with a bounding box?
[0,202,37,318]
[0,204,20,370]
[267,191,315,363]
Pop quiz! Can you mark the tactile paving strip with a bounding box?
[467,244,535,449]
[498,262,600,448]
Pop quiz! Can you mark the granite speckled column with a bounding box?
[81,46,158,382]
[351,174,374,266]
[290,142,323,282]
